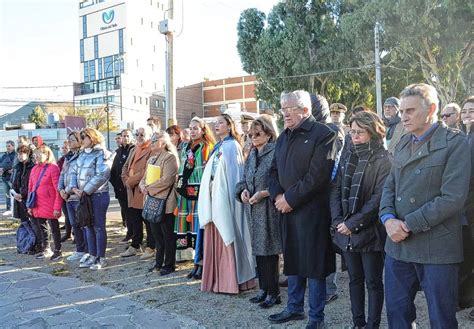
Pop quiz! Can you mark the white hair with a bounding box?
[137,125,153,139]
[400,83,440,115]
[442,102,461,114]
[280,90,312,116]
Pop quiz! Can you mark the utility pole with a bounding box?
[374,22,383,117]
[105,81,110,150]
[164,0,176,127]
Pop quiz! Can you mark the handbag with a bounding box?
[76,193,94,228]
[26,165,49,209]
[142,186,174,224]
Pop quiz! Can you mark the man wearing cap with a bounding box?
[383,97,405,156]
[329,103,348,131]
[241,113,255,160]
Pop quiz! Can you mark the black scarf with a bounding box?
[342,140,384,217]
[384,115,401,141]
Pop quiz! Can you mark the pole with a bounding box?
[166,0,176,127]
[374,22,383,117]
[105,82,110,150]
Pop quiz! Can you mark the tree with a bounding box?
[28,105,46,128]
[237,8,266,74]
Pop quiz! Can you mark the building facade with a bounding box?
[75,0,166,129]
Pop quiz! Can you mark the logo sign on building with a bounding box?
[86,3,125,36]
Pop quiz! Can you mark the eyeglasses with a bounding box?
[80,133,88,140]
[279,106,301,115]
[135,133,145,137]
[441,113,456,119]
[249,131,263,139]
[349,129,367,136]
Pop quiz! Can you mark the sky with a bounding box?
[0,0,277,115]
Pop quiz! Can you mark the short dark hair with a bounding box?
[349,111,386,141]
[462,96,474,108]
[6,140,14,147]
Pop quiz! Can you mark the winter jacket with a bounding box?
[67,145,112,195]
[110,143,135,200]
[28,163,63,219]
[0,151,16,179]
[122,144,153,209]
[58,151,80,202]
[11,159,35,219]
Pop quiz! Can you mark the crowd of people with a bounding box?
[1,82,473,328]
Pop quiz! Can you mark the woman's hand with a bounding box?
[249,191,264,205]
[27,209,33,216]
[59,190,68,201]
[141,187,148,195]
[53,210,61,219]
[241,189,250,204]
[73,188,83,197]
[336,223,352,236]
[14,194,22,202]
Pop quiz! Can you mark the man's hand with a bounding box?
[59,190,68,201]
[385,218,410,242]
[241,189,250,204]
[275,194,293,213]
[336,223,352,236]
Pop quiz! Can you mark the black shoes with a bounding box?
[249,290,267,303]
[306,320,326,329]
[259,295,281,309]
[268,309,305,323]
[160,268,175,276]
[193,266,202,280]
[187,265,199,279]
[50,251,63,261]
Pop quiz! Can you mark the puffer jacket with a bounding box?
[28,163,63,219]
[67,145,112,195]
[58,151,81,202]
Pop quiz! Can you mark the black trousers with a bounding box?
[459,225,474,308]
[149,213,176,270]
[256,254,280,297]
[118,198,132,236]
[62,203,71,237]
[127,207,155,249]
[33,218,61,252]
[343,251,384,329]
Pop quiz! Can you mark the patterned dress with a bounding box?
[174,140,213,250]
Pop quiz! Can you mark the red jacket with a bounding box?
[28,163,62,219]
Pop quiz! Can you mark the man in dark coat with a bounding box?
[268,90,336,328]
[110,129,135,242]
[0,140,16,216]
[379,84,470,328]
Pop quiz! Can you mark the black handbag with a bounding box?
[26,165,48,209]
[142,186,173,224]
[76,193,94,228]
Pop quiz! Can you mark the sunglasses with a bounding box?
[249,131,263,139]
[135,133,145,137]
[441,113,455,119]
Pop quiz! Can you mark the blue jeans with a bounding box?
[287,275,326,322]
[385,255,459,329]
[66,200,87,253]
[85,192,109,258]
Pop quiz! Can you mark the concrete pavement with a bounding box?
[0,265,200,328]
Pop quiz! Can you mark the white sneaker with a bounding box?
[67,251,85,261]
[140,247,155,260]
[2,210,12,216]
[79,253,90,263]
[90,257,107,270]
[79,255,96,268]
[120,246,141,257]
[35,248,53,259]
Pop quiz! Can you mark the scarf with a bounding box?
[384,115,401,141]
[130,140,151,170]
[342,140,384,217]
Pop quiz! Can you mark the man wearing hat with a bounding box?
[329,103,348,131]
[241,113,255,160]
[383,96,405,156]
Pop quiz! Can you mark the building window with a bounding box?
[163,99,166,108]
[130,37,133,46]
[84,62,89,82]
[119,29,124,54]
[94,35,99,59]
[155,100,159,107]
[152,63,154,71]
[114,55,120,76]
[134,96,137,104]
[154,82,157,90]
[151,21,153,29]
[145,98,148,105]
[136,59,139,67]
[141,18,144,25]
[153,45,156,53]
[104,56,113,78]
[89,60,96,81]
[82,16,87,38]
[80,39,84,62]
[98,58,103,79]
[141,80,143,87]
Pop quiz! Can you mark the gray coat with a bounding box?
[58,151,80,202]
[236,143,282,256]
[67,145,112,195]
[379,123,471,264]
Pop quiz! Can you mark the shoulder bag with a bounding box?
[142,186,174,224]
[26,165,49,209]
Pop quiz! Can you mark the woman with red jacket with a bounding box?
[28,145,63,261]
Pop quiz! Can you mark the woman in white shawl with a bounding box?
[198,113,256,294]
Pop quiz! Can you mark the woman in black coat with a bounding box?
[330,111,391,329]
[11,145,35,222]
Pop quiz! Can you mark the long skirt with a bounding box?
[201,222,255,294]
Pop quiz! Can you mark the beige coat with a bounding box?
[139,150,178,214]
[386,121,405,155]
[121,145,152,209]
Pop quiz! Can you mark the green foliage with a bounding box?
[237,0,473,110]
[28,105,46,128]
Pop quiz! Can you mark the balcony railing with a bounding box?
[74,77,121,96]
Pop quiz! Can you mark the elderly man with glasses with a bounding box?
[441,102,462,129]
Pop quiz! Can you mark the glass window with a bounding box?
[82,16,87,39]
[155,100,159,107]
[134,96,137,103]
[152,63,154,71]
[80,40,84,62]
[94,36,98,59]
[119,29,124,54]
[84,62,89,82]
[114,55,120,76]
[141,18,144,25]
[163,99,166,108]
[139,96,142,104]
[89,60,96,81]
[145,98,148,105]
[98,57,103,79]
[104,56,113,78]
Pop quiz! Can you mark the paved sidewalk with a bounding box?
[0,265,200,328]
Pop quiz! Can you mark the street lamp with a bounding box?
[103,55,123,150]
